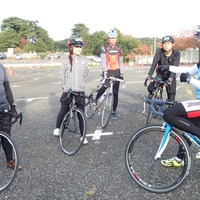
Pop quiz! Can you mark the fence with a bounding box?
[131,48,199,67]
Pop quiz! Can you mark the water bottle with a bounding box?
[99,93,107,104]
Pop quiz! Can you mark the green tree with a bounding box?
[0,17,54,52]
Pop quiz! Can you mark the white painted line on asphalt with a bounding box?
[17,97,48,102]
[86,129,113,140]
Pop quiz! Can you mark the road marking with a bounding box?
[17,97,48,102]
[86,129,113,140]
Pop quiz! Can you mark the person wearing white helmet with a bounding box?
[157,25,200,167]
[53,37,89,144]
[94,29,124,120]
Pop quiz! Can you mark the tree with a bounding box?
[0,17,54,52]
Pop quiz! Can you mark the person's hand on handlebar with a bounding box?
[144,75,152,86]
[9,104,17,117]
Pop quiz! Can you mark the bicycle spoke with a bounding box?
[125,125,191,193]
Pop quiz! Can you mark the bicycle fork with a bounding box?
[154,123,172,160]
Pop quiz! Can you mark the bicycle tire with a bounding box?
[0,131,19,192]
[85,102,95,119]
[125,124,191,193]
[101,93,113,128]
[145,109,153,125]
[59,108,86,156]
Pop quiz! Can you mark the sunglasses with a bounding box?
[74,46,83,48]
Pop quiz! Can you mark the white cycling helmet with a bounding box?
[107,29,118,38]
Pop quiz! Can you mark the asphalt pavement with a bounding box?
[1,64,200,200]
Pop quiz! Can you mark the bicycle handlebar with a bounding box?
[0,110,24,125]
[144,77,167,87]
[142,95,177,116]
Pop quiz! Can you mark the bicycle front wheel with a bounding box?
[85,102,95,119]
[125,124,191,193]
[59,108,86,156]
[101,93,113,128]
[0,131,19,192]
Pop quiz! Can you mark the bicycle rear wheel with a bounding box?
[125,124,191,193]
[59,108,86,156]
[101,93,113,128]
[0,131,19,192]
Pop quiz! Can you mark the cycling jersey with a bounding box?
[163,63,200,139]
[100,42,124,76]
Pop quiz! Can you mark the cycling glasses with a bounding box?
[74,46,83,48]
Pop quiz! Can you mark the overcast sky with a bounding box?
[1,0,199,41]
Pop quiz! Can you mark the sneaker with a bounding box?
[53,128,59,136]
[7,160,22,170]
[195,152,200,159]
[80,137,88,145]
[111,112,118,120]
[161,157,184,167]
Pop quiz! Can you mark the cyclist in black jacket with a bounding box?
[146,36,180,101]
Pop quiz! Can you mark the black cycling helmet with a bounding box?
[161,36,174,43]
[67,38,83,47]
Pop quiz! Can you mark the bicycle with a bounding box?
[85,76,125,128]
[125,98,198,193]
[143,77,168,125]
[59,90,89,156]
[0,110,23,192]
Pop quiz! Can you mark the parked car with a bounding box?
[0,53,7,59]
[44,54,60,60]
[14,54,23,60]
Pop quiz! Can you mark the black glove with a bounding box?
[180,72,190,83]
[157,65,170,73]
[144,75,152,86]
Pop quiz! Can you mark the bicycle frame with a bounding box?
[155,122,200,160]
[143,78,165,113]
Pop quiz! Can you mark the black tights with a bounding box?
[96,79,120,112]
[56,92,85,136]
[0,113,13,162]
[163,103,200,160]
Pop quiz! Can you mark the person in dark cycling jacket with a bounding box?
[156,25,200,167]
[0,64,22,170]
[94,29,124,120]
[146,36,181,101]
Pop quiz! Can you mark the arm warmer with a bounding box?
[169,64,198,75]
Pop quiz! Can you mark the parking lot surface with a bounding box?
[1,65,200,200]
